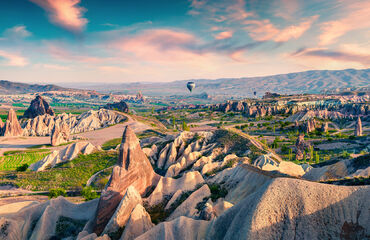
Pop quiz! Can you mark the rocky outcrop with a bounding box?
[1,108,23,137]
[146,171,205,206]
[304,118,316,133]
[135,216,209,240]
[103,100,129,113]
[23,95,54,119]
[92,126,159,235]
[207,178,369,240]
[321,122,329,133]
[303,154,370,181]
[253,153,305,177]
[168,184,211,220]
[102,186,142,236]
[0,197,98,240]
[29,142,96,171]
[22,109,126,136]
[355,117,362,136]
[51,122,70,146]
[295,133,310,160]
[120,204,154,240]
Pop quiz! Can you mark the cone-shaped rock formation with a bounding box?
[23,95,54,119]
[1,108,23,136]
[92,126,159,235]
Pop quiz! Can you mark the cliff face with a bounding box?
[23,95,54,119]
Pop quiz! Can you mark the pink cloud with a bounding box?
[214,31,233,40]
[3,25,31,39]
[110,29,202,62]
[30,0,87,32]
[0,50,28,66]
[290,46,370,67]
[244,15,318,42]
[47,44,100,63]
[319,0,370,45]
[189,0,253,22]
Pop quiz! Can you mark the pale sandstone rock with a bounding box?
[51,122,70,146]
[120,204,154,240]
[1,108,23,137]
[29,142,96,171]
[102,186,142,236]
[146,171,204,206]
[168,184,211,220]
[135,216,210,240]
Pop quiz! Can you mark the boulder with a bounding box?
[92,126,159,235]
[1,108,23,137]
[120,204,154,240]
[102,186,142,236]
[51,122,70,146]
[29,142,96,171]
[23,95,54,119]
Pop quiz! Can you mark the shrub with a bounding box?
[49,188,67,199]
[16,163,29,172]
[81,186,99,201]
[208,184,228,201]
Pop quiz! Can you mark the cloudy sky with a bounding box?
[0,0,369,84]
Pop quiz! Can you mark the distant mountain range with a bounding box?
[1,68,369,96]
[73,68,370,97]
[0,80,74,94]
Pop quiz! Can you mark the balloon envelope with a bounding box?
[253,91,257,96]
[187,82,195,92]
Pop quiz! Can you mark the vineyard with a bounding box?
[0,150,50,171]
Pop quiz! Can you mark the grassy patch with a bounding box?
[0,151,117,191]
[208,183,228,201]
[0,151,50,171]
[102,138,121,150]
[54,216,87,239]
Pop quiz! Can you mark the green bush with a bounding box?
[49,188,67,199]
[81,186,99,201]
[16,163,29,172]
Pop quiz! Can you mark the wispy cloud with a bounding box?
[29,0,88,33]
[214,31,233,40]
[319,0,370,45]
[0,50,28,66]
[244,15,318,42]
[291,46,370,67]
[3,25,31,39]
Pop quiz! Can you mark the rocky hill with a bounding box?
[84,68,370,97]
[0,80,73,94]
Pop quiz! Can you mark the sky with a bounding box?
[0,0,369,84]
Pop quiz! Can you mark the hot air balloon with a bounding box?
[253,91,257,96]
[187,82,195,92]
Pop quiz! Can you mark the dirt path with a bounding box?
[76,114,150,146]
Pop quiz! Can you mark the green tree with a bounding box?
[303,151,306,163]
[48,188,67,199]
[315,151,320,164]
[288,148,292,161]
[273,125,276,133]
[81,186,98,201]
[151,106,155,114]
[310,146,314,162]
[182,120,190,131]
